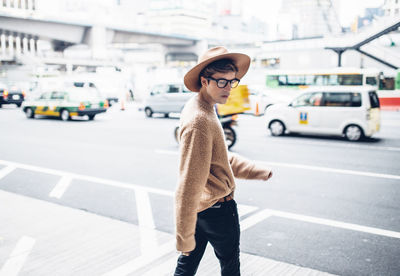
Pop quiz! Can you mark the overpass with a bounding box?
[0,3,203,65]
[325,15,400,69]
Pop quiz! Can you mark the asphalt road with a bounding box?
[1,103,399,276]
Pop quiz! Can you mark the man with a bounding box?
[175,46,273,276]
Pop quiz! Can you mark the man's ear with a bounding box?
[200,77,208,87]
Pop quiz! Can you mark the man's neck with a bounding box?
[199,88,215,106]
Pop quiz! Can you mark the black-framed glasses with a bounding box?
[206,77,240,88]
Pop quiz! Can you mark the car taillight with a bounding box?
[103,100,109,108]
[79,102,85,110]
[22,91,26,98]
[232,114,238,121]
[3,90,8,99]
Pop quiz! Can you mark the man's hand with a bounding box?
[264,171,273,181]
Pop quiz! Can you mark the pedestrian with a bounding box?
[174,46,273,276]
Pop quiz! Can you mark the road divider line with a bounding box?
[154,153,400,180]
[237,204,259,218]
[259,161,400,180]
[0,236,36,276]
[135,188,158,255]
[240,210,273,231]
[242,208,400,239]
[155,149,179,155]
[49,175,72,199]
[0,165,16,180]
[0,159,174,197]
[102,240,175,276]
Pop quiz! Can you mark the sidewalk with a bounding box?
[0,190,335,276]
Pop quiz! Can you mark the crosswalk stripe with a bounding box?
[0,236,36,276]
[49,174,72,198]
[0,165,16,180]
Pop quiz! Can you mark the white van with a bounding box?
[143,83,194,117]
[264,86,381,141]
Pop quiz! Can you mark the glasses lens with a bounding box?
[217,79,228,88]
[231,79,239,88]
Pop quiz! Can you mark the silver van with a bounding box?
[143,83,194,117]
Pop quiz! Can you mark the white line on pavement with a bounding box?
[102,240,175,276]
[0,159,174,197]
[240,210,273,231]
[49,175,72,199]
[154,152,400,180]
[237,204,259,218]
[259,161,400,180]
[135,188,158,255]
[0,236,36,276]
[155,149,179,155]
[0,165,16,180]
[242,209,400,239]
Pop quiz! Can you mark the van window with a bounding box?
[323,92,361,107]
[292,92,322,107]
[366,76,377,86]
[50,91,65,100]
[368,91,380,108]
[167,85,180,93]
[74,82,85,88]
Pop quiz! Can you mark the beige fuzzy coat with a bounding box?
[175,94,272,252]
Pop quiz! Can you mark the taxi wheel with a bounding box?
[344,125,363,141]
[174,126,180,143]
[145,107,153,118]
[25,108,34,119]
[224,126,236,149]
[60,109,71,121]
[269,120,285,136]
[88,115,95,120]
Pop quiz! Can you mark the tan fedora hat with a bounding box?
[184,46,251,92]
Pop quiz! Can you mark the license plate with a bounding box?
[12,95,20,100]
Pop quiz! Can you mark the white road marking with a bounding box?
[0,165,16,180]
[154,152,400,180]
[259,161,400,180]
[0,159,174,197]
[237,204,259,218]
[240,209,273,231]
[0,236,36,276]
[135,188,158,255]
[49,174,72,198]
[155,149,179,155]
[242,209,400,239]
[102,240,175,276]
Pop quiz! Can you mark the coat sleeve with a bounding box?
[228,152,272,180]
[175,127,212,252]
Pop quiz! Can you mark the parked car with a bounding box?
[22,87,108,121]
[265,86,381,141]
[0,82,25,108]
[143,83,194,117]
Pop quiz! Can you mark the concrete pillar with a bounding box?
[27,0,33,10]
[15,36,21,57]
[8,35,14,56]
[21,0,26,9]
[0,34,6,56]
[29,38,35,55]
[22,37,29,54]
[87,25,107,59]
[6,0,12,8]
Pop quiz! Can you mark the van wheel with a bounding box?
[269,120,285,136]
[145,107,153,117]
[344,125,363,141]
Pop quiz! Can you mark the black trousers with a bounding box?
[174,200,240,276]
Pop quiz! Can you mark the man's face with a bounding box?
[201,71,237,105]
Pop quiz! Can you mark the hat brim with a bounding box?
[184,53,251,92]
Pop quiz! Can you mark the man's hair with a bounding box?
[199,58,238,87]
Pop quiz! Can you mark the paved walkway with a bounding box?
[0,190,336,276]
